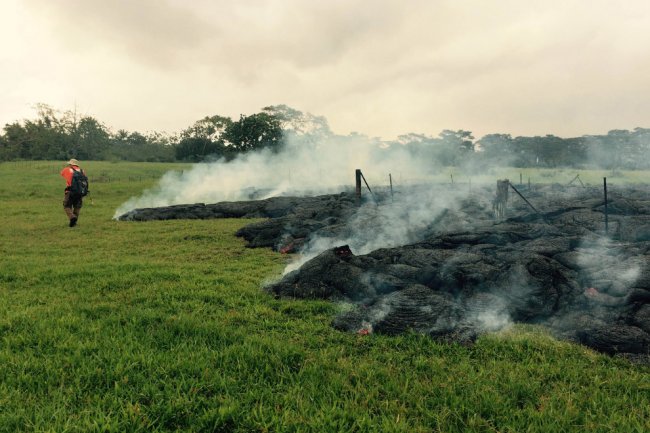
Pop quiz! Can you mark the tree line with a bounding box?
[397,128,650,170]
[0,104,286,163]
[1,103,648,169]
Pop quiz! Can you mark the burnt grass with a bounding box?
[118,183,650,360]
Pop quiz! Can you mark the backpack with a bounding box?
[69,168,89,197]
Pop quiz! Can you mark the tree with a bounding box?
[537,135,568,167]
[396,133,432,146]
[3,113,68,160]
[262,104,332,139]
[180,115,232,141]
[175,115,234,162]
[175,137,229,162]
[477,133,512,154]
[0,134,6,160]
[439,129,474,152]
[435,129,475,166]
[107,129,176,162]
[222,113,283,153]
[0,122,26,160]
[631,128,650,169]
[75,116,111,159]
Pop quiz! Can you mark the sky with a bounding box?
[1,0,649,140]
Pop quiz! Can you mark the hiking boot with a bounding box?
[69,217,78,227]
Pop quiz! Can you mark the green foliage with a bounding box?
[109,130,177,162]
[176,115,233,162]
[175,112,284,161]
[0,104,175,163]
[474,128,650,169]
[0,161,648,432]
[222,112,283,153]
[397,130,475,167]
[3,104,650,171]
[263,104,333,139]
[175,137,227,162]
[180,115,232,142]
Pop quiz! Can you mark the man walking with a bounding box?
[60,158,87,227]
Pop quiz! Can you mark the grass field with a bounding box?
[1,161,649,432]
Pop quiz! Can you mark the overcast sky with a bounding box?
[1,0,649,140]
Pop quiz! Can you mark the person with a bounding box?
[60,158,86,227]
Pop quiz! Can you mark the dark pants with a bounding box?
[63,190,83,220]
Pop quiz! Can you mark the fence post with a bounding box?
[494,179,509,219]
[355,169,362,202]
[603,177,609,234]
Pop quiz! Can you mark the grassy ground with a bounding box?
[0,161,648,432]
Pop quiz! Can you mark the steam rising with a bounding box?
[284,186,462,273]
[114,134,513,335]
[577,236,642,297]
[115,135,437,219]
[114,133,647,344]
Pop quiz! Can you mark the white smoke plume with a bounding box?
[283,185,468,274]
[113,134,439,219]
[577,236,642,297]
[113,132,492,283]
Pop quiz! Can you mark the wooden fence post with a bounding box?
[603,177,609,234]
[355,169,362,201]
[494,179,509,219]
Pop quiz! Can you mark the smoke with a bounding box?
[283,185,467,273]
[115,131,496,290]
[576,236,642,296]
[473,308,512,332]
[114,133,450,218]
[460,290,513,333]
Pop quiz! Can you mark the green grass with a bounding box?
[0,161,649,432]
